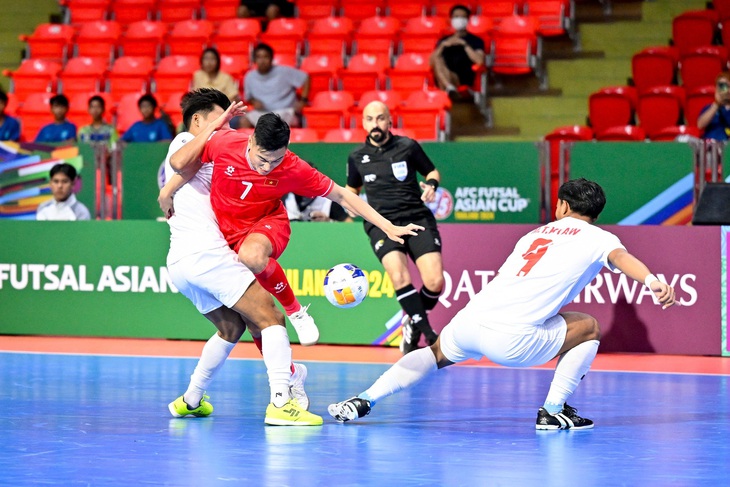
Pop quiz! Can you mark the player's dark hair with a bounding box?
[88,95,105,110]
[50,94,69,108]
[450,4,471,17]
[252,113,290,151]
[180,88,232,130]
[558,178,606,220]
[138,93,158,108]
[0,91,8,104]
[254,43,274,58]
[50,163,77,181]
[200,47,221,73]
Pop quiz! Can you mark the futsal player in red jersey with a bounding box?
[170,108,423,346]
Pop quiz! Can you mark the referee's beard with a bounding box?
[368,127,388,145]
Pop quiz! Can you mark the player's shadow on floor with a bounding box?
[600,298,655,353]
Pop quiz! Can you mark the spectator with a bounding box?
[697,71,730,140]
[241,43,310,128]
[192,48,240,102]
[35,94,77,144]
[237,0,294,22]
[36,163,91,221]
[0,91,20,141]
[77,95,119,148]
[121,94,173,143]
[284,193,353,222]
[430,4,485,101]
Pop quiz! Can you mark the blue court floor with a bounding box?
[2,351,728,486]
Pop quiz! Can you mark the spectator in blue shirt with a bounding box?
[121,94,173,143]
[0,91,20,141]
[35,94,77,144]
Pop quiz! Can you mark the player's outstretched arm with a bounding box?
[608,248,676,309]
[169,101,246,172]
[327,184,424,244]
[158,170,197,219]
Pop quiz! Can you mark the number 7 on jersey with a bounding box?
[239,181,253,200]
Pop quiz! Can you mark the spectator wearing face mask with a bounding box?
[430,4,486,101]
[697,71,730,140]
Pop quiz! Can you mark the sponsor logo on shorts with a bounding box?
[434,237,441,247]
[374,239,384,251]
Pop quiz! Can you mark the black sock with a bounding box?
[419,286,441,311]
[396,284,437,343]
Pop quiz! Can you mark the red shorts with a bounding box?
[231,211,291,259]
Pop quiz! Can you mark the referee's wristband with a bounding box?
[426,178,439,190]
[644,274,659,289]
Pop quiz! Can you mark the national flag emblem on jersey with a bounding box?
[265,178,279,186]
[391,161,407,181]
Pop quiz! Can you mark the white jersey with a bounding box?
[469,217,625,327]
[164,132,229,265]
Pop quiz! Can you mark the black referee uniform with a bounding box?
[347,133,442,348]
[347,134,442,261]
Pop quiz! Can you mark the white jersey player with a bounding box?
[329,178,677,430]
[159,89,321,426]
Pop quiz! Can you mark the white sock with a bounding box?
[360,348,438,406]
[543,339,599,413]
[184,333,236,407]
[261,325,292,407]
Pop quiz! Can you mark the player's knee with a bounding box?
[587,316,601,341]
[219,321,245,342]
[390,272,410,289]
[239,249,268,274]
[423,275,444,294]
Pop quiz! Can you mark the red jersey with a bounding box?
[202,129,335,248]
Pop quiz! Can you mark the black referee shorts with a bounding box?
[365,214,442,262]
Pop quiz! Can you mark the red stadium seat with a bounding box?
[107,56,155,102]
[289,127,320,142]
[341,0,384,24]
[649,125,700,141]
[671,10,718,55]
[154,55,197,100]
[300,54,343,97]
[386,2,425,21]
[391,127,417,138]
[75,21,122,63]
[386,52,432,97]
[348,89,403,126]
[260,18,308,59]
[212,18,261,56]
[714,0,730,22]
[161,92,186,129]
[433,0,475,17]
[203,0,239,22]
[399,16,448,55]
[110,0,155,23]
[352,16,400,57]
[544,124,593,215]
[156,0,201,23]
[59,57,108,98]
[595,125,646,141]
[467,15,494,53]
[220,54,250,78]
[588,86,638,136]
[544,125,593,142]
[488,16,542,80]
[338,53,390,99]
[2,59,62,102]
[17,92,55,141]
[119,21,167,59]
[61,0,110,24]
[476,0,517,23]
[166,20,214,56]
[637,85,685,137]
[398,89,451,141]
[273,53,298,67]
[116,92,145,134]
[523,0,568,37]
[302,90,355,138]
[293,0,337,21]
[306,16,353,58]
[631,46,679,94]
[4,93,19,116]
[323,128,366,142]
[19,24,75,63]
[685,85,715,127]
[679,46,729,91]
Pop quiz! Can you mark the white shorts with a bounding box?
[439,311,567,367]
[167,246,256,315]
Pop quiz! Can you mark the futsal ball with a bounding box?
[323,263,369,308]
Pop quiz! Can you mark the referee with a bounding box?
[346,101,444,354]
